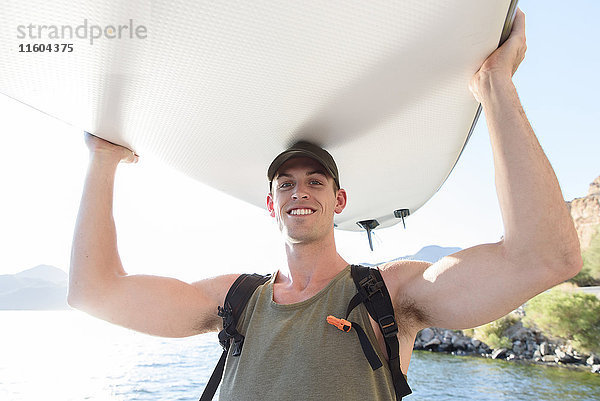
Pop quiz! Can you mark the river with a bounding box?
[0,311,598,400]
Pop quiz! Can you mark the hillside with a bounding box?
[566,175,600,286]
[0,265,68,310]
[566,175,600,250]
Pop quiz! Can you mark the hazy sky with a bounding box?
[1,0,598,281]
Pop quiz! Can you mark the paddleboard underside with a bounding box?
[1,0,518,231]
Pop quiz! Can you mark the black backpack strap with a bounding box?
[199,273,271,401]
[349,265,412,400]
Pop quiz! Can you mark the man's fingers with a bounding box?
[83,130,140,163]
[511,9,527,75]
[510,8,526,40]
[126,151,140,164]
[120,148,140,164]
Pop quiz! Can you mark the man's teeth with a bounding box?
[289,209,314,215]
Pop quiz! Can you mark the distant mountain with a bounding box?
[410,245,462,262]
[15,264,67,284]
[362,245,462,267]
[0,265,69,310]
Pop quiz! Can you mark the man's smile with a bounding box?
[287,208,316,216]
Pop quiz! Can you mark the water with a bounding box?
[408,352,600,401]
[0,311,221,401]
[1,311,598,400]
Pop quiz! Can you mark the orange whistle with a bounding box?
[327,315,352,332]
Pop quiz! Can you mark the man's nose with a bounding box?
[291,185,310,200]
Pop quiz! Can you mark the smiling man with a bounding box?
[69,9,582,401]
[267,144,345,244]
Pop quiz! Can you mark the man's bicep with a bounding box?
[70,272,239,338]
[398,242,562,331]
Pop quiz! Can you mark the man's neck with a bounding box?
[277,234,349,292]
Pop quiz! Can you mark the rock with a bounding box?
[587,354,600,366]
[542,355,557,363]
[452,336,468,350]
[566,176,600,250]
[419,328,435,343]
[505,321,527,341]
[533,349,542,359]
[438,343,452,353]
[555,350,576,364]
[540,342,551,356]
[513,306,526,317]
[592,365,600,374]
[589,176,600,196]
[512,346,523,355]
[566,343,574,354]
[423,338,441,349]
[512,340,525,355]
[535,332,548,344]
[471,339,481,348]
[492,348,508,360]
[477,346,489,355]
[526,340,536,353]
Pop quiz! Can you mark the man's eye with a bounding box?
[310,180,322,185]
[279,182,292,188]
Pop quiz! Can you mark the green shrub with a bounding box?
[571,269,600,287]
[523,288,600,354]
[468,314,518,350]
[571,225,600,286]
[483,333,513,349]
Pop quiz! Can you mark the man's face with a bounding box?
[266,157,346,244]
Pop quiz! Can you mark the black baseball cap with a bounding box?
[267,141,340,189]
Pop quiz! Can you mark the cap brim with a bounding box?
[268,150,337,186]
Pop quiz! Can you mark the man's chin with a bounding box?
[283,229,319,245]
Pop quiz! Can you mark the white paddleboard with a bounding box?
[0,0,518,231]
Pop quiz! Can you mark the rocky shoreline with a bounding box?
[414,325,600,374]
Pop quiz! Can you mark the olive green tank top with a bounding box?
[219,265,397,400]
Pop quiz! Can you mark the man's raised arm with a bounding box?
[386,9,583,333]
[68,132,238,337]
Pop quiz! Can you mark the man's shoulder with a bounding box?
[377,260,433,336]
[377,259,432,285]
[191,273,245,306]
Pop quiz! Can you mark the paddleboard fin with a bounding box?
[394,209,410,229]
[357,219,380,251]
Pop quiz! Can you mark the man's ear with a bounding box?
[334,188,347,214]
[266,193,276,217]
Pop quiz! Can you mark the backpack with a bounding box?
[199,265,411,400]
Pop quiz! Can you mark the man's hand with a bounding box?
[84,131,139,164]
[469,8,527,103]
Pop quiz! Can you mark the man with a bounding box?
[69,9,582,399]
